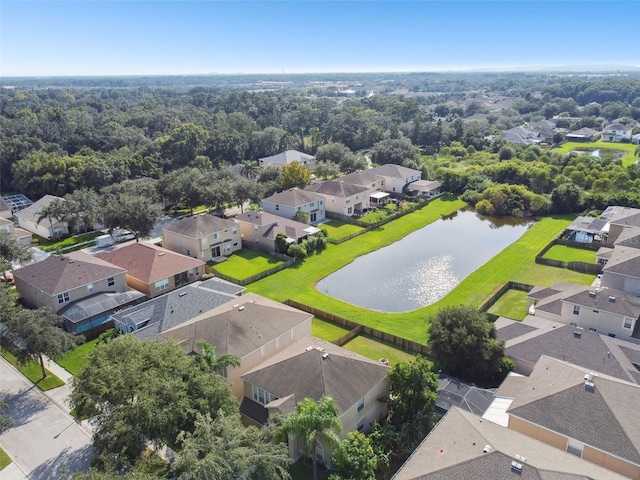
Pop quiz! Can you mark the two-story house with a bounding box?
[258,150,316,169]
[261,189,326,224]
[338,170,390,207]
[304,181,370,216]
[162,214,242,261]
[602,123,632,143]
[368,164,422,195]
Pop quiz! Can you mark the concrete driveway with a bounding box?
[0,358,93,479]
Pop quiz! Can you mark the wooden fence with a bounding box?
[478,281,534,314]
[535,238,603,275]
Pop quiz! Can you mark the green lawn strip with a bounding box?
[342,335,416,367]
[36,231,104,252]
[0,447,11,471]
[510,263,595,287]
[0,348,64,390]
[312,318,350,342]
[210,249,285,281]
[488,290,529,321]
[58,337,100,376]
[553,140,638,167]
[319,219,363,241]
[542,244,596,264]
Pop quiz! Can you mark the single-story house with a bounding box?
[367,164,422,195]
[501,126,543,146]
[261,189,326,224]
[304,181,370,216]
[13,251,128,315]
[234,211,320,254]
[406,180,442,198]
[162,214,242,262]
[602,123,632,143]
[565,127,600,142]
[239,336,390,467]
[15,195,69,240]
[0,217,32,247]
[258,150,316,169]
[96,242,205,298]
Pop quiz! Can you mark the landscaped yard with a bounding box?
[247,195,594,344]
[312,318,350,343]
[488,289,529,321]
[0,347,64,391]
[36,230,104,252]
[58,337,101,376]
[343,335,416,366]
[0,447,11,471]
[319,219,364,242]
[553,140,638,167]
[542,244,596,264]
[210,249,286,281]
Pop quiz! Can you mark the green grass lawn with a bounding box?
[342,335,416,367]
[36,231,104,252]
[319,219,364,241]
[488,289,529,321]
[542,244,596,264]
[0,348,64,391]
[210,249,285,281]
[58,337,101,376]
[0,447,11,471]
[247,197,594,344]
[312,318,350,342]
[553,140,638,167]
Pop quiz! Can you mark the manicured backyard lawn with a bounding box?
[319,219,364,241]
[58,337,101,376]
[342,335,416,367]
[553,140,638,167]
[488,289,529,321]
[542,244,596,264]
[0,447,11,471]
[312,318,350,342]
[210,249,285,281]
[0,347,64,391]
[36,230,104,252]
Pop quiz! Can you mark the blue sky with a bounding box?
[1,1,638,76]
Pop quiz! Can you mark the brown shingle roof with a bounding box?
[96,242,204,283]
[163,214,236,238]
[13,251,125,295]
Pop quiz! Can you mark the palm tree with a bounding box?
[240,159,260,181]
[196,339,240,375]
[36,199,65,239]
[277,396,343,480]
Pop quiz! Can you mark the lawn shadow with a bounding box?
[28,444,94,480]
[1,388,48,428]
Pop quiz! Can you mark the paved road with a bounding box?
[0,358,93,479]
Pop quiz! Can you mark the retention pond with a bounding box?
[316,209,533,312]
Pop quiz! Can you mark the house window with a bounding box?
[233,241,238,247]
[315,443,324,462]
[589,328,597,332]
[155,278,169,292]
[213,232,219,240]
[573,305,580,315]
[567,438,584,458]
[57,292,70,304]
[87,283,94,293]
[593,309,599,314]
[252,385,277,405]
[107,277,115,287]
[624,318,633,329]
[357,421,364,432]
[569,322,577,328]
[276,204,280,211]
[348,207,353,215]
[357,397,365,412]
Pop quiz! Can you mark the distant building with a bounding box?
[602,123,632,142]
[258,150,316,169]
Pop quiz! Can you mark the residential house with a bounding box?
[600,246,640,297]
[239,336,390,467]
[435,374,495,415]
[632,133,640,145]
[527,283,640,342]
[110,278,244,335]
[565,127,600,142]
[605,206,640,244]
[258,150,316,169]
[338,170,390,207]
[367,164,422,195]
[304,181,370,216]
[234,211,320,253]
[0,217,32,247]
[505,356,640,479]
[15,195,69,240]
[0,197,11,219]
[1,194,33,216]
[393,407,620,480]
[162,214,242,262]
[501,126,543,146]
[602,123,632,143]
[159,292,314,398]
[96,242,205,298]
[405,180,442,198]
[12,251,130,333]
[260,189,326,224]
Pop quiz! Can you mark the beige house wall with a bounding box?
[162,233,201,259]
[318,191,369,216]
[338,376,389,435]
[560,300,636,340]
[17,217,69,240]
[164,227,241,262]
[508,416,568,451]
[583,445,640,479]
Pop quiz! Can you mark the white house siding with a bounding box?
[261,199,326,224]
[560,301,637,341]
[17,217,68,240]
[319,193,368,216]
[379,173,422,194]
[602,130,632,143]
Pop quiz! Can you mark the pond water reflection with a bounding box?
[316,209,533,312]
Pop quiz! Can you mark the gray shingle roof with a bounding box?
[604,123,628,131]
[261,189,325,208]
[368,164,421,179]
[497,322,537,341]
[235,211,320,240]
[13,251,126,295]
[507,356,640,465]
[304,180,369,198]
[258,150,315,165]
[564,286,640,318]
[338,170,384,187]
[163,214,236,238]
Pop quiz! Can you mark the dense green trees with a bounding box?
[330,431,378,480]
[281,161,312,190]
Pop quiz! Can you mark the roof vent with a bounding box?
[584,373,593,381]
[588,291,596,298]
[233,304,239,308]
[585,381,595,392]
[238,305,245,311]
[178,291,188,297]
[158,252,166,256]
[322,352,329,359]
[574,330,582,338]
[510,460,523,474]
[609,296,616,303]
[483,444,492,453]
[515,454,526,463]
[306,346,314,351]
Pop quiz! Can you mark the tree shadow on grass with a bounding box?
[1,387,48,428]
[29,444,94,480]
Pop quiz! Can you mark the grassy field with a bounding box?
[312,318,350,342]
[342,336,416,366]
[488,289,529,321]
[58,337,101,376]
[0,348,64,391]
[319,219,364,241]
[247,197,594,344]
[542,244,596,264]
[553,140,638,167]
[0,447,11,471]
[36,231,104,252]
[210,249,285,281]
